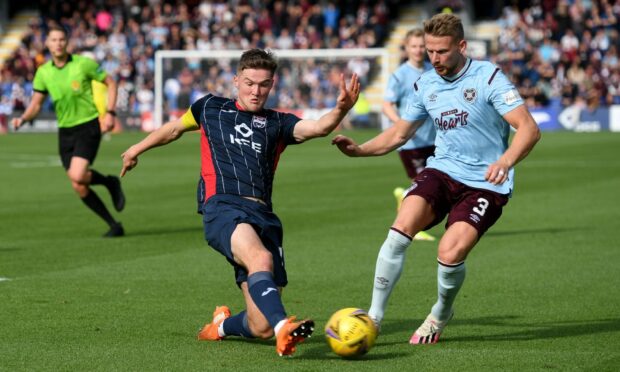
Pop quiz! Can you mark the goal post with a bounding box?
[154,48,391,129]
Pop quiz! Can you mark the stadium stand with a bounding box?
[0,0,399,123]
[2,0,620,131]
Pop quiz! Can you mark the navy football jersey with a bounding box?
[182,94,301,209]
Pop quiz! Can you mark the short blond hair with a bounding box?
[405,28,424,43]
[423,13,464,42]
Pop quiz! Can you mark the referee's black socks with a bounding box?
[90,169,110,187]
[90,169,125,211]
[81,189,117,227]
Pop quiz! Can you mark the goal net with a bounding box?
[153,48,391,130]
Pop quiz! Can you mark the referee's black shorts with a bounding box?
[57,118,101,170]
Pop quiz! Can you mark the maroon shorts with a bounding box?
[407,168,509,237]
[398,146,435,179]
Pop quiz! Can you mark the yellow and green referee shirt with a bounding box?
[33,54,107,128]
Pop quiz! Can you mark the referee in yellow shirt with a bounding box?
[12,26,125,237]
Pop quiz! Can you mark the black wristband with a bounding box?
[106,110,117,116]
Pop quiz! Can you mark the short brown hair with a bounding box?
[47,25,68,37]
[423,13,464,42]
[238,49,278,74]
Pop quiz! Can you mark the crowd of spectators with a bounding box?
[494,0,620,109]
[3,0,620,123]
[0,0,398,120]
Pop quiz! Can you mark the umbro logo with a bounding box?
[262,287,277,296]
[376,277,389,285]
[469,214,481,223]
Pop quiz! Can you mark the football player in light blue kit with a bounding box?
[383,28,436,241]
[333,13,540,344]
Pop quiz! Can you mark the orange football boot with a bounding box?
[197,306,231,341]
[275,316,315,356]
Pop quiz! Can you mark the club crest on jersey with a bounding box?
[463,88,477,103]
[252,115,267,128]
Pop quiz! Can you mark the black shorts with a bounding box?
[407,168,509,237]
[201,194,288,288]
[58,118,101,170]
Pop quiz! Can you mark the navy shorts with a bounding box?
[407,168,509,237]
[201,194,288,288]
[398,145,435,179]
[58,118,101,170]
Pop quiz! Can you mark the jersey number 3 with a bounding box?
[472,198,489,216]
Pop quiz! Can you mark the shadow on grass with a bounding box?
[123,225,202,237]
[450,316,620,342]
[376,318,422,337]
[372,315,620,344]
[486,227,579,237]
[216,330,408,360]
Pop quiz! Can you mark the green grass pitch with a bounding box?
[1,130,619,371]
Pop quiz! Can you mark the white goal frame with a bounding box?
[154,48,390,128]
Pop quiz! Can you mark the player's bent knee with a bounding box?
[437,254,464,266]
[71,182,88,196]
[249,250,274,273]
[437,246,470,265]
[254,328,275,339]
[248,319,274,339]
[67,170,89,185]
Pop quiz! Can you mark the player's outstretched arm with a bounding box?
[11,92,46,131]
[292,73,360,142]
[332,118,424,157]
[120,118,192,177]
[485,105,541,185]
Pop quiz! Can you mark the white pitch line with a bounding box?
[0,277,12,282]
[0,153,56,160]
[2,153,61,168]
[10,161,61,168]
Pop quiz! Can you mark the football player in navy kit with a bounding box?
[121,49,360,356]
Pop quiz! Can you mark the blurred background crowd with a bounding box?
[0,0,398,119]
[1,0,620,119]
[492,0,620,111]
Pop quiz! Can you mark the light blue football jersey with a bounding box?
[402,58,524,195]
[384,61,435,150]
